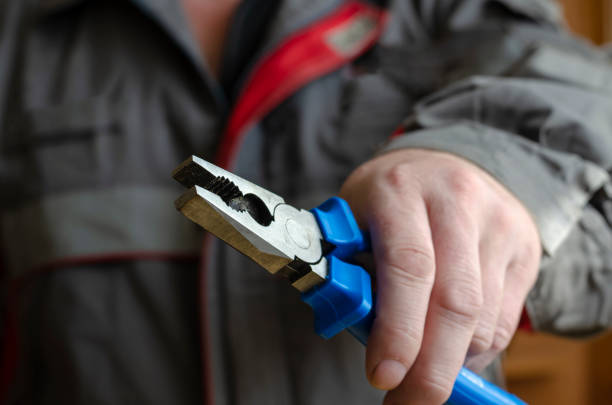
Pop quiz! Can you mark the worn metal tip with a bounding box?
[172,156,216,189]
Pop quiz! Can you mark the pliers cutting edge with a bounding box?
[172,155,526,405]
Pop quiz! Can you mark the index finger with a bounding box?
[385,194,483,404]
[365,189,436,390]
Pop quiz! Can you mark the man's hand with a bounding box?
[339,149,541,404]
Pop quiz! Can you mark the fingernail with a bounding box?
[370,360,407,390]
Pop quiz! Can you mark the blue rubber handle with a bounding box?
[302,197,526,405]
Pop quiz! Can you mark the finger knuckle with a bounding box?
[490,206,515,233]
[382,244,436,285]
[436,281,483,324]
[388,323,422,348]
[491,322,515,352]
[523,241,542,269]
[444,165,484,199]
[383,163,414,192]
[414,372,453,403]
[470,325,495,355]
[377,318,423,359]
[508,258,539,288]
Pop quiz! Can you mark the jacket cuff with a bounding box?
[381,122,609,256]
[524,204,612,336]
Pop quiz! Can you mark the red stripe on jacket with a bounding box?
[216,0,386,169]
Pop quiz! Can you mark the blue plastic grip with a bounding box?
[309,197,369,260]
[301,255,372,339]
[302,197,526,405]
[450,368,526,405]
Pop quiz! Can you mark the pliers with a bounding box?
[172,155,526,405]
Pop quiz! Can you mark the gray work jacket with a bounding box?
[1,0,612,404]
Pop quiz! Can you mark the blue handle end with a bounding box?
[301,255,373,339]
[450,368,527,405]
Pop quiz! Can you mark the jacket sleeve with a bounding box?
[379,0,612,336]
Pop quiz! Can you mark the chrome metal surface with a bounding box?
[173,156,328,291]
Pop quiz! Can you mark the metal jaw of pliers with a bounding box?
[172,155,329,292]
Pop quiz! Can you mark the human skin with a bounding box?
[339,148,541,404]
[181,0,242,76]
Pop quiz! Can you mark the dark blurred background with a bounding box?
[502,1,612,404]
